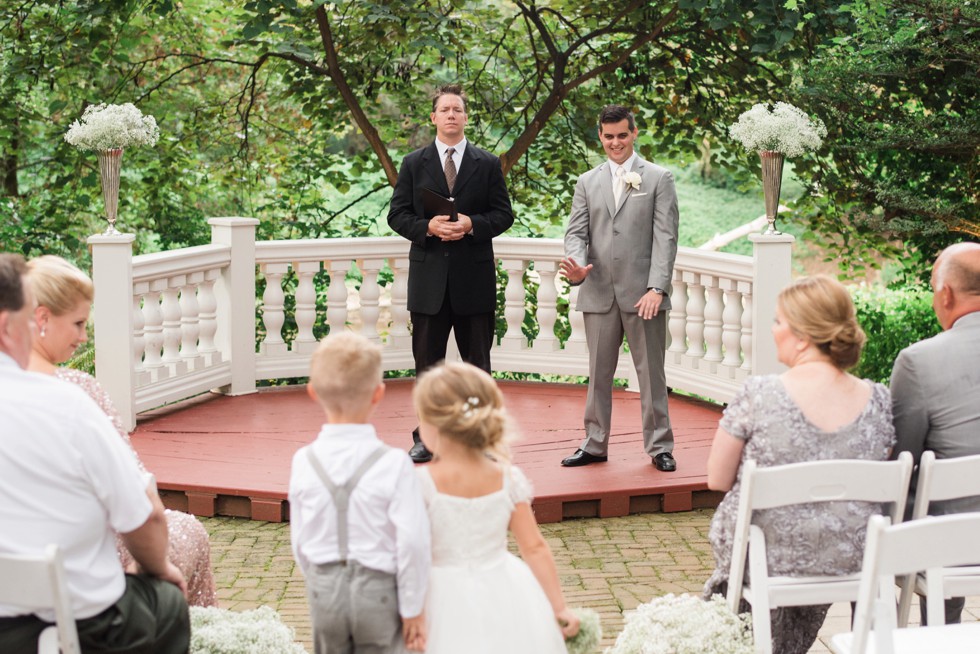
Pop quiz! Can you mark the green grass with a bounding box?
[673,162,807,254]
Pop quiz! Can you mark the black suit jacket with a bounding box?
[387,142,514,315]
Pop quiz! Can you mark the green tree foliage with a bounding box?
[3,0,859,255]
[799,0,979,277]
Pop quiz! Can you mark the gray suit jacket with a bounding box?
[891,311,980,516]
[564,156,679,313]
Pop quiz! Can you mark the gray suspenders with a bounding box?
[305,446,389,565]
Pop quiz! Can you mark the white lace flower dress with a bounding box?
[417,465,567,654]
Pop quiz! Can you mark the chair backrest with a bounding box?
[851,513,980,654]
[0,545,81,654]
[726,452,914,612]
[896,450,980,626]
[911,450,980,519]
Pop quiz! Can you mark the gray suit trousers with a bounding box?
[581,303,673,458]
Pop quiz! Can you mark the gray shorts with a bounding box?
[305,561,405,654]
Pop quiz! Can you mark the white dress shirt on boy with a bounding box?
[289,424,431,618]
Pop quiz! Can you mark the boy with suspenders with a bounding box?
[289,333,431,653]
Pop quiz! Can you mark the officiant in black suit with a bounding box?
[387,83,514,462]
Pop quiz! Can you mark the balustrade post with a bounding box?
[291,261,320,354]
[532,261,560,353]
[667,277,688,358]
[703,277,725,363]
[357,259,383,343]
[388,258,411,351]
[749,234,794,375]
[209,217,258,396]
[259,264,288,354]
[88,233,137,432]
[684,273,706,359]
[499,259,527,351]
[721,281,744,369]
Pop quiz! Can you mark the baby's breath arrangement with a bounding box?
[728,102,826,158]
[64,103,159,152]
[605,594,752,654]
[565,607,602,654]
[190,606,308,654]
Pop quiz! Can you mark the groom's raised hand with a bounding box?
[559,257,593,285]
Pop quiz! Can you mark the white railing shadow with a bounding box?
[90,219,794,431]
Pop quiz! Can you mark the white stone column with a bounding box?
[88,233,137,432]
[209,217,259,396]
[749,233,795,375]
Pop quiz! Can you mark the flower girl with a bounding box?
[413,362,580,653]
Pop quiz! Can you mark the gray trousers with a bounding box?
[582,306,673,457]
[306,561,404,654]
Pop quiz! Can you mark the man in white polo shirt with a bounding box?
[0,253,190,654]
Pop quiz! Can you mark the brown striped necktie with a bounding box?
[444,147,457,194]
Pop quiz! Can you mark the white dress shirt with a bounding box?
[0,353,152,620]
[289,423,431,617]
[608,152,638,183]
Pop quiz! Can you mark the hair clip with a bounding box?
[461,396,480,418]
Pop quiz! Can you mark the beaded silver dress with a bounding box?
[56,368,218,607]
[703,375,896,654]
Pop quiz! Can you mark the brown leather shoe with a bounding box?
[561,449,608,467]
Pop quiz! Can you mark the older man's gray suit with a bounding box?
[565,156,679,457]
[891,311,980,515]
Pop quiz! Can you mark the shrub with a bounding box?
[851,285,940,384]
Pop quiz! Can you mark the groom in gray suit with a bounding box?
[559,105,679,471]
[891,241,980,624]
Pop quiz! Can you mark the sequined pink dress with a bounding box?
[56,368,218,607]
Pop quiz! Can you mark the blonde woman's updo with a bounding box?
[778,275,866,370]
[413,361,513,461]
[26,255,94,315]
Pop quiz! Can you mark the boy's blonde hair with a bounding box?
[413,361,512,461]
[309,332,382,413]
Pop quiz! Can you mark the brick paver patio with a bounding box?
[202,511,979,653]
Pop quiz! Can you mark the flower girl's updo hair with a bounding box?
[778,275,866,371]
[413,361,512,461]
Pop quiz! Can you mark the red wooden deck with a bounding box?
[133,380,725,523]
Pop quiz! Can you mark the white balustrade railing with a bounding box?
[90,219,793,431]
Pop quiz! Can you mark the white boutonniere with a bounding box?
[623,171,642,191]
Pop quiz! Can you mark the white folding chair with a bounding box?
[831,513,980,654]
[0,545,81,654]
[896,450,980,626]
[726,452,913,654]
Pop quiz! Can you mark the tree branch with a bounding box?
[314,5,398,186]
[500,4,680,173]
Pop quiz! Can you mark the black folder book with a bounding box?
[422,187,458,222]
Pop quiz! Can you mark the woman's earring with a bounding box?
[39,326,46,338]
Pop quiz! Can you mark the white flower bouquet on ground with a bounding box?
[728,102,826,157]
[64,103,159,152]
[190,605,308,654]
[605,593,752,654]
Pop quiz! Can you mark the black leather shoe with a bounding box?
[653,452,677,472]
[561,449,608,467]
[408,440,433,464]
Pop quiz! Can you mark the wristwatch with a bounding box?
[650,287,665,295]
